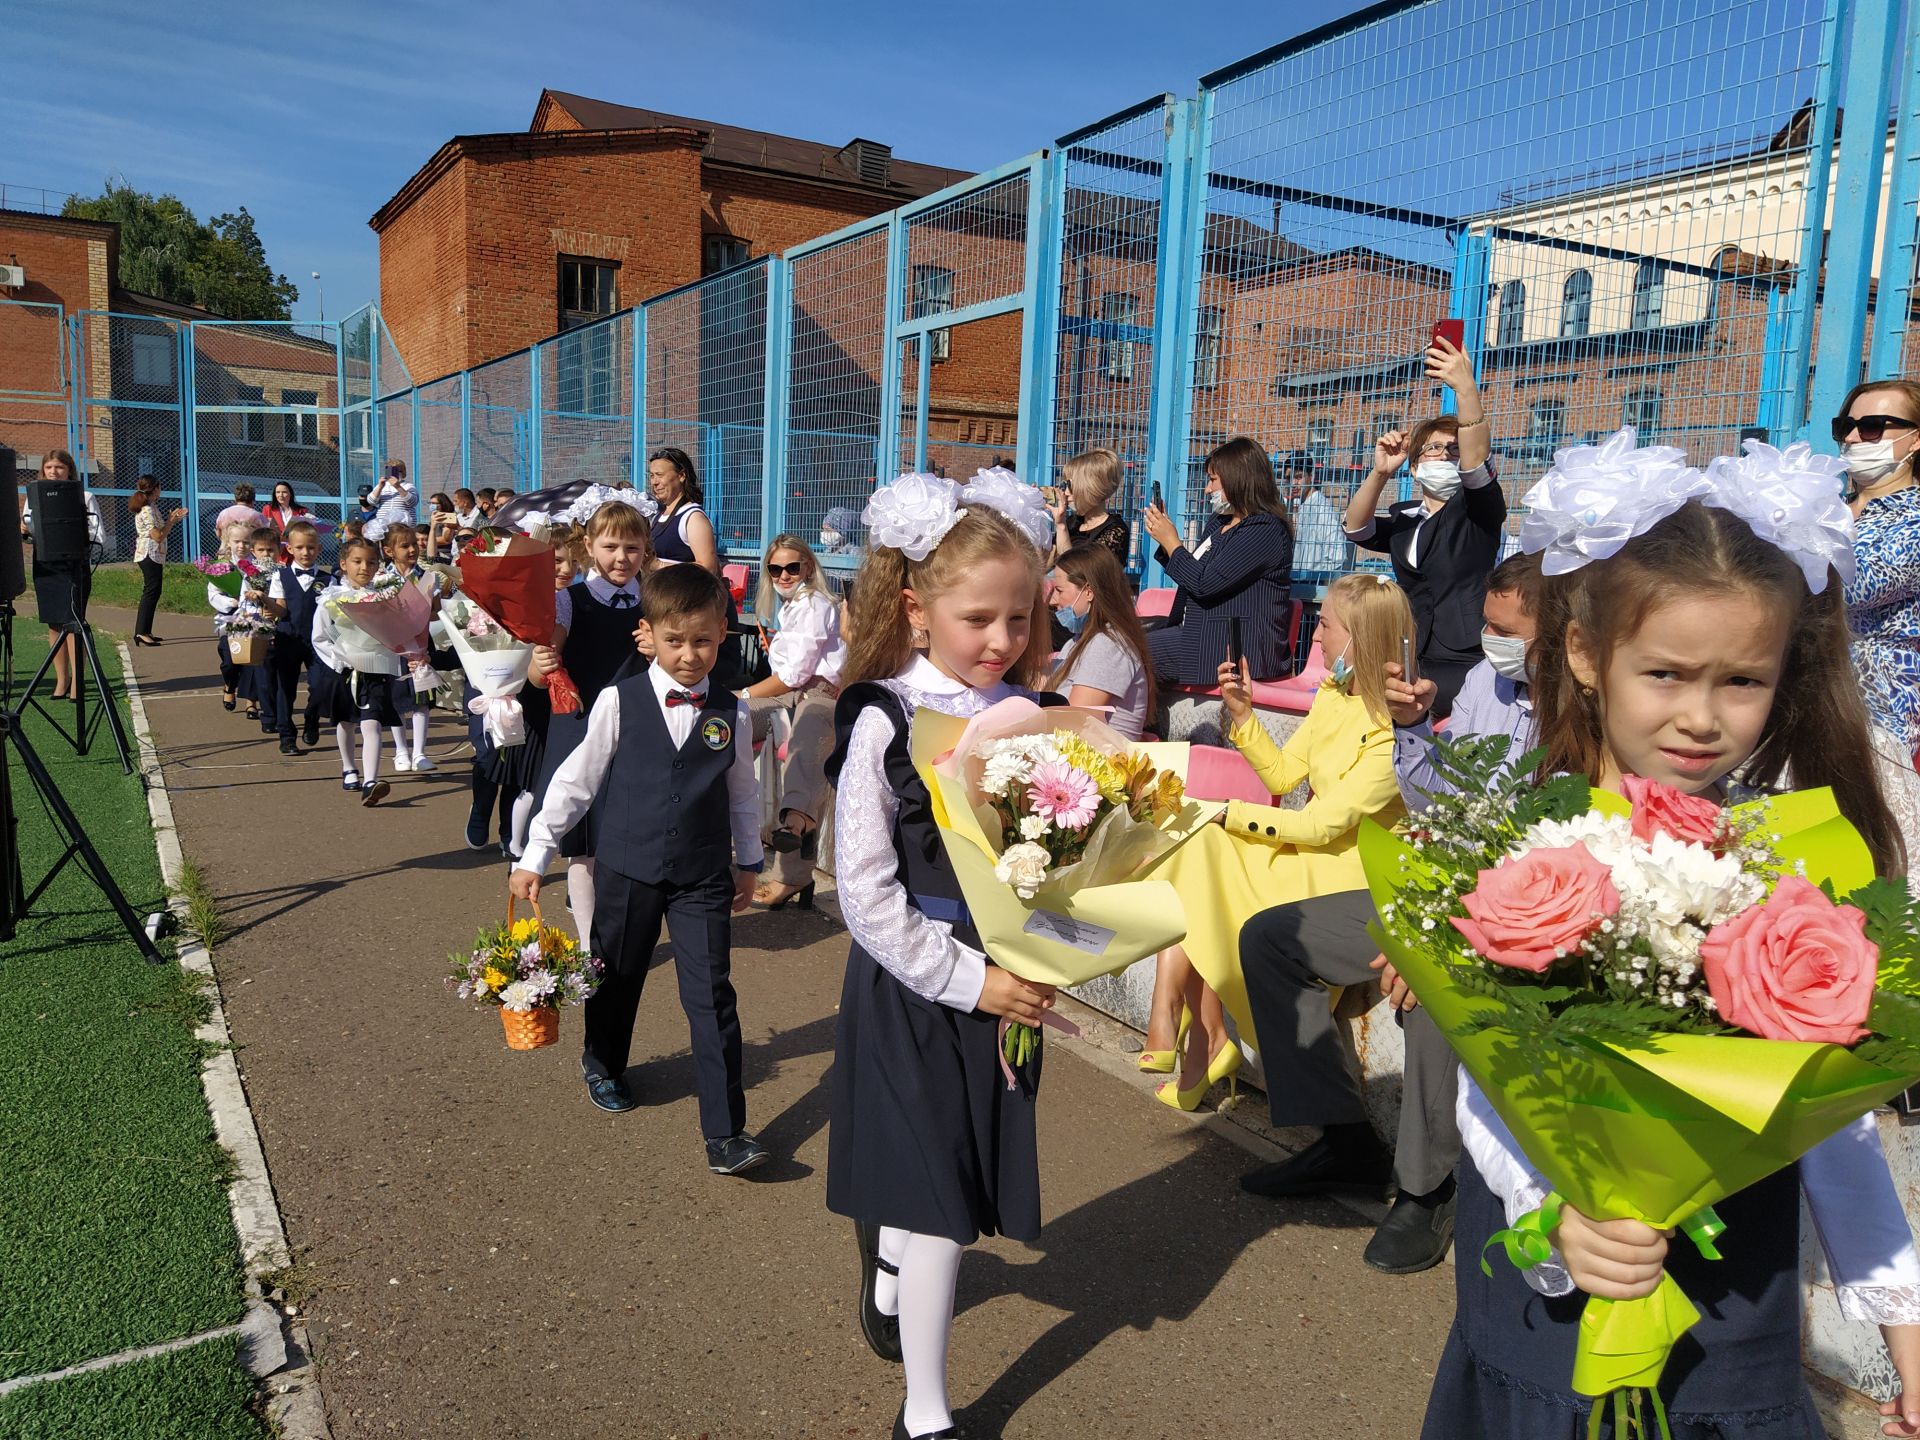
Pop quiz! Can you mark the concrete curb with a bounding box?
[117,641,333,1440]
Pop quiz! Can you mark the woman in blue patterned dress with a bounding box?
[1839,378,1920,750]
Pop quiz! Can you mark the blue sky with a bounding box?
[18,0,1354,322]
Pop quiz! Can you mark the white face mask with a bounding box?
[1481,629,1530,683]
[1207,488,1232,515]
[1843,440,1910,485]
[819,528,843,549]
[1415,461,1462,500]
[773,578,804,599]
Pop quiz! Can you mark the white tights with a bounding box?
[877,1227,963,1437]
[509,791,536,858]
[388,711,429,763]
[334,723,355,774]
[566,858,595,948]
[359,719,382,781]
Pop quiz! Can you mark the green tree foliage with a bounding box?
[62,181,299,321]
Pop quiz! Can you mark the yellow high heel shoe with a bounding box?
[1155,1040,1243,1112]
[1136,1005,1193,1074]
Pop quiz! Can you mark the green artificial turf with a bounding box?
[0,1336,266,1440]
[85,563,214,619]
[0,633,253,1403]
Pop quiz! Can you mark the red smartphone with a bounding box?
[1430,318,1465,353]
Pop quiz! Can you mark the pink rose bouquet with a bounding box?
[1362,745,1920,1431]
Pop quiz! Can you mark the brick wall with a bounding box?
[0,213,114,476]
[703,169,892,264]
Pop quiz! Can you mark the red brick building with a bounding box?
[370,90,973,384]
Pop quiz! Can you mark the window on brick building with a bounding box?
[1305,412,1335,466]
[556,319,617,418]
[1100,292,1139,384]
[131,331,173,388]
[1194,306,1222,390]
[911,265,953,363]
[282,390,319,448]
[1631,259,1665,331]
[1497,280,1526,346]
[1561,270,1593,338]
[559,258,618,332]
[703,236,750,276]
[228,385,266,446]
[1622,387,1663,438]
[1527,397,1566,460]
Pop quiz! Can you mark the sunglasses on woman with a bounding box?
[1831,414,1919,444]
[766,561,808,579]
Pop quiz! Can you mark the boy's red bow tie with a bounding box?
[665,689,701,708]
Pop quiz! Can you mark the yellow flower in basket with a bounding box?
[480,965,509,992]
[510,917,540,944]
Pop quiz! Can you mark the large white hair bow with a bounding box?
[1519,427,1706,576]
[562,483,658,530]
[961,466,1053,553]
[863,473,963,561]
[1700,439,1854,594]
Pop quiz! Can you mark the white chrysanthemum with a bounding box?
[1018,814,1050,842]
[979,734,1063,795]
[993,841,1052,899]
[498,980,536,1013]
[1617,832,1766,927]
[1518,811,1636,867]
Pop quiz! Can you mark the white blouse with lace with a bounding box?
[1459,1074,1920,1324]
[767,587,846,690]
[833,654,1019,1016]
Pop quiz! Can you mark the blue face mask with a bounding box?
[1054,605,1084,636]
[1327,645,1353,689]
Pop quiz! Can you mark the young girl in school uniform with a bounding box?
[374,522,444,775]
[825,472,1060,1440]
[530,500,654,944]
[1427,437,1920,1438]
[310,536,400,806]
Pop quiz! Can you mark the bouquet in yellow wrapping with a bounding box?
[909,698,1219,1084]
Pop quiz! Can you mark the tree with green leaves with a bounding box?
[62,181,299,321]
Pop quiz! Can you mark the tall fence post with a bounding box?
[760,258,792,554]
[334,322,350,512]
[1808,0,1902,436]
[632,306,647,487]
[459,369,472,494]
[1444,229,1492,415]
[528,342,543,494]
[1143,94,1208,592]
[180,320,198,528]
[1870,2,1920,377]
[1016,151,1063,485]
[878,210,906,478]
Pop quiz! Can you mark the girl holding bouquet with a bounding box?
[311,537,398,805]
[825,472,1060,1440]
[376,523,443,774]
[530,499,654,943]
[1142,574,1412,1111]
[1428,439,1920,1439]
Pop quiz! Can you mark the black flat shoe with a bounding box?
[584,1074,635,1113]
[854,1220,902,1364]
[1239,1133,1394,1200]
[302,714,320,747]
[705,1132,769,1176]
[1363,1186,1456,1275]
[892,1404,961,1439]
[279,739,301,756]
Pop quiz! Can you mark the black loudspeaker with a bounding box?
[0,450,20,602]
[27,479,88,567]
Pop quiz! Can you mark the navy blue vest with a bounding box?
[273,565,331,644]
[593,672,739,884]
[564,582,642,705]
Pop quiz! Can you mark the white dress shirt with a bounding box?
[553,573,641,631]
[767,587,846,689]
[520,661,763,878]
[266,566,323,602]
[833,654,1019,1014]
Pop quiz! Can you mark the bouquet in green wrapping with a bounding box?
[1359,736,1920,1439]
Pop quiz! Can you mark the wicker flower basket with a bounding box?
[500,1006,560,1050]
[229,633,269,666]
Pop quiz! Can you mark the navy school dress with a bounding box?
[822,682,1058,1247]
[1423,1158,1822,1439]
[533,583,643,858]
[479,679,551,792]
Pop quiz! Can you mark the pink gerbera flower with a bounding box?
[1027,760,1100,830]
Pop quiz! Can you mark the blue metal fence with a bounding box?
[4,0,1915,595]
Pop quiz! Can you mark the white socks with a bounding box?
[566,858,596,948]
[389,724,409,765]
[334,723,356,774]
[510,791,536,857]
[897,1232,963,1437]
[359,719,382,782]
[410,708,429,759]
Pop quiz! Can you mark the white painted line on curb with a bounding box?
[118,644,334,1440]
[0,1323,244,1398]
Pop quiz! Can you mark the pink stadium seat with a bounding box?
[1183,744,1274,805]
[1136,588,1176,618]
[723,562,750,604]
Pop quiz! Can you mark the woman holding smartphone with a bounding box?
[1342,331,1503,720]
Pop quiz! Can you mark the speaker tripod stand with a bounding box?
[4,602,134,774]
[0,605,161,960]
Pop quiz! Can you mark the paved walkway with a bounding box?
[110,605,1452,1439]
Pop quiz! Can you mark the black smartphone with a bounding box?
[1228,616,1244,671]
[1400,634,1418,685]
[1150,483,1163,511]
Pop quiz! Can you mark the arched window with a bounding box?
[1497,280,1526,346]
[1631,259,1665,330]
[1560,269,1593,338]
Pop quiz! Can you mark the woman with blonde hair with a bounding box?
[1139,574,1413,1112]
[1045,446,1131,562]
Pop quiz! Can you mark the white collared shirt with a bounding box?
[266,566,323,601]
[519,663,762,878]
[553,573,641,630]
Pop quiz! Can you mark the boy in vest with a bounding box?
[510,564,768,1176]
[261,520,332,756]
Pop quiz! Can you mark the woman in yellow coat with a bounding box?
[1147,573,1412,1110]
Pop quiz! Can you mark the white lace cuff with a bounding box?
[1506,1178,1575,1298]
[1837,1285,1920,1326]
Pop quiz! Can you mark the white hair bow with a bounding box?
[960,467,1053,553]
[561,484,659,530]
[1519,427,1706,576]
[1700,439,1853,594]
[862,467,1052,562]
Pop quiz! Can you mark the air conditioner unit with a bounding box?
[0,265,23,288]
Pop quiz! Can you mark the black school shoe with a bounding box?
[1362,1185,1456,1274]
[279,739,300,756]
[359,779,390,807]
[892,1404,961,1439]
[584,1074,635,1113]
[853,1220,902,1364]
[705,1132,769,1176]
[302,712,319,747]
[1238,1132,1394,1201]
